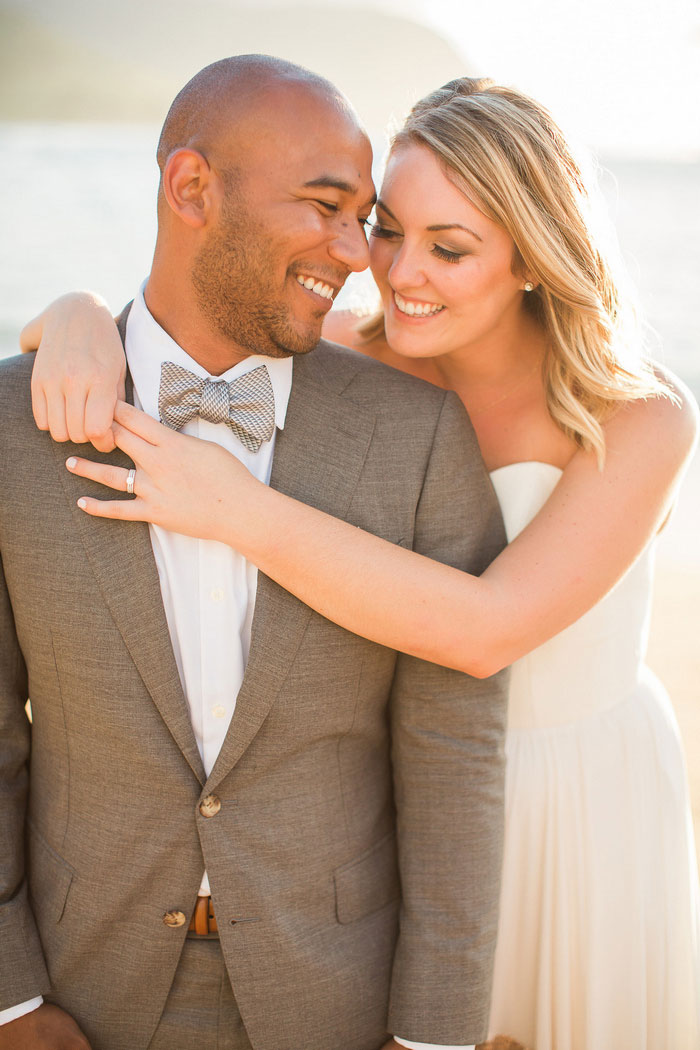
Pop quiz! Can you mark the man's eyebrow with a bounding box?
[303,176,377,208]
[377,199,482,242]
[303,176,356,194]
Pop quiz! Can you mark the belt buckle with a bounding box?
[189,895,218,936]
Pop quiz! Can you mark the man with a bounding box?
[0,56,508,1050]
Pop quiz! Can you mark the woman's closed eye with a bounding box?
[370,222,401,241]
[431,244,470,264]
[371,224,469,264]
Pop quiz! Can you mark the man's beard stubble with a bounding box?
[191,198,322,360]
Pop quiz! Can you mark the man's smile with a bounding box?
[295,273,337,301]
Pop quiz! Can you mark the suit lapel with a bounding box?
[205,352,377,790]
[51,326,205,784]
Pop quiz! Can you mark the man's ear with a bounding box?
[161,148,216,229]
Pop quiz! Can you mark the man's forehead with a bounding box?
[236,108,374,194]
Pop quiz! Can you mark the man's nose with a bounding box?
[328,220,371,274]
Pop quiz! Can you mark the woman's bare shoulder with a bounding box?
[606,364,699,465]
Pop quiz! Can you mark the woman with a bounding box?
[23,79,700,1048]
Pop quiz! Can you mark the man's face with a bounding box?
[191,91,375,359]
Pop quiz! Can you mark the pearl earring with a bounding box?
[523,282,534,292]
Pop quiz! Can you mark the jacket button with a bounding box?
[199,794,222,818]
[162,910,187,928]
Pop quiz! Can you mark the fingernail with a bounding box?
[66,457,77,469]
[77,498,87,509]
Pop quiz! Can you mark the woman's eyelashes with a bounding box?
[370,222,399,240]
[371,223,469,264]
[431,244,468,264]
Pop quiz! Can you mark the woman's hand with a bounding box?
[20,291,125,453]
[66,401,262,543]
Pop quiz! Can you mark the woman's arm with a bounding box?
[20,292,125,452]
[67,373,698,677]
[20,299,360,451]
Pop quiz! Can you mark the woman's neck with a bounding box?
[432,314,577,472]
[432,311,547,412]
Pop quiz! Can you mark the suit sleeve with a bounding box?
[0,549,51,1009]
[387,391,509,1046]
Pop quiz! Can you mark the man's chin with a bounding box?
[214,319,321,360]
[268,321,324,358]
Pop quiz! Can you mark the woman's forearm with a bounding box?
[220,479,505,676]
[70,377,697,679]
[215,392,694,679]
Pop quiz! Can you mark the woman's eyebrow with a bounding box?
[376,199,482,241]
[426,223,482,241]
[375,198,399,221]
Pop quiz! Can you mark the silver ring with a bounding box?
[126,468,136,495]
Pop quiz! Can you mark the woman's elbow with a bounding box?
[441,638,513,679]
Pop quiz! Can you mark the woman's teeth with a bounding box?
[394,292,445,317]
[297,275,335,301]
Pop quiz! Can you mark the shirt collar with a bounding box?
[124,280,293,431]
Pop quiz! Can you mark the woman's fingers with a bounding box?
[65,385,91,446]
[66,457,134,493]
[110,421,164,466]
[30,377,50,433]
[76,495,146,521]
[113,401,170,444]
[45,390,71,444]
[84,385,119,452]
[66,456,152,523]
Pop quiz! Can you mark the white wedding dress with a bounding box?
[487,461,700,1050]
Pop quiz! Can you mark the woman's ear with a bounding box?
[161,148,215,229]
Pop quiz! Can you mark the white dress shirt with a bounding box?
[126,286,293,895]
[3,287,473,1048]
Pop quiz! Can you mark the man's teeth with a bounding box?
[297,275,335,301]
[394,292,445,317]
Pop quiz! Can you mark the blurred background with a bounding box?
[1,0,699,856]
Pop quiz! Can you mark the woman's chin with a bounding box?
[385,320,447,361]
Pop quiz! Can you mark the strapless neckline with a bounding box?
[489,460,564,479]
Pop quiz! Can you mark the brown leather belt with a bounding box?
[189,895,218,935]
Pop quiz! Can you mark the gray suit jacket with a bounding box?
[0,332,508,1050]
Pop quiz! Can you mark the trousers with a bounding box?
[147,937,253,1050]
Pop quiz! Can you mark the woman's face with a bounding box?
[369,143,530,363]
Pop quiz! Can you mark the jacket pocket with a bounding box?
[334,831,399,925]
[27,823,75,925]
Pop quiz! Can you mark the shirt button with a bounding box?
[162,910,187,928]
[210,588,225,602]
[212,705,227,719]
[199,794,222,818]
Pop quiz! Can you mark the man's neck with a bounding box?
[143,279,252,376]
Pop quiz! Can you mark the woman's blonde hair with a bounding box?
[360,77,666,462]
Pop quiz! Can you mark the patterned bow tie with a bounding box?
[157,361,276,452]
